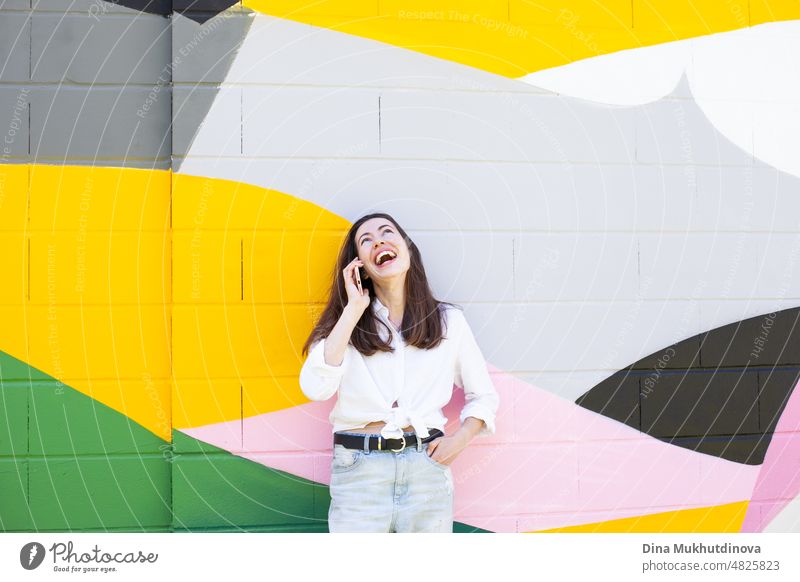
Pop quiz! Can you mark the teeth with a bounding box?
[376,250,396,265]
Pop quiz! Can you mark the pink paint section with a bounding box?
[579,439,756,509]
[182,364,758,533]
[180,399,335,454]
[241,399,336,452]
[741,380,800,532]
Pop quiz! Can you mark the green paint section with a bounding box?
[27,455,171,531]
[172,430,327,532]
[0,458,28,530]
[28,379,166,456]
[0,350,50,381]
[1,348,487,532]
[0,350,171,531]
[453,522,492,533]
[0,375,27,457]
[173,430,490,533]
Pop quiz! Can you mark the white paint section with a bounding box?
[461,301,703,387]
[413,233,515,304]
[178,13,800,400]
[522,21,800,177]
[176,85,242,157]
[635,98,754,166]
[521,40,692,105]
[242,87,380,157]
[764,493,800,532]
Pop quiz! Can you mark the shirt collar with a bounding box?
[371,296,389,316]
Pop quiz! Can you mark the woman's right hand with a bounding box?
[343,258,370,313]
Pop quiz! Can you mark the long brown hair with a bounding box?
[302,212,459,357]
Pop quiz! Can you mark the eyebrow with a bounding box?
[358,224,393,244]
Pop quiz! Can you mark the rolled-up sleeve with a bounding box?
[299,338,348,401]
[454,315,499,437]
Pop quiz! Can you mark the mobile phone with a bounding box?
[354,264,363,294]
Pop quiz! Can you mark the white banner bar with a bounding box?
[2,533,798,581]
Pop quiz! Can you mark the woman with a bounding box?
[299,212,499,533]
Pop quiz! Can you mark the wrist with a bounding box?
[452,428,473,447]
[455,417,485,445]
[342,304,365,322]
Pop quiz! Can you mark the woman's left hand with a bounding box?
[426,434,469,466]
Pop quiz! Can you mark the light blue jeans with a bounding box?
[328,432,454,533]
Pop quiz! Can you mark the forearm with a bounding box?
[323,306,362,366]
[452,416,486,446]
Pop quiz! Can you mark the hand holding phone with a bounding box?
[344,258,369,313]
[353,263,363,294]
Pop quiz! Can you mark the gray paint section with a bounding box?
[0,3,249,169]
[171,9,252,171]
[0,12,30,82]
[31,0,145,14]
[0,87,30,159]
[1,1,32,10]
[172,86,220,157]
[172,9,252,83]
[30,86,171,168]
[2,1,172,168]
[31,12,171,84]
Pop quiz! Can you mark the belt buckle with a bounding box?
[388,435,406,453]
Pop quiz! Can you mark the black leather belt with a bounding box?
[333,428,444,452]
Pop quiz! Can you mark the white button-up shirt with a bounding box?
[299,297,499,440]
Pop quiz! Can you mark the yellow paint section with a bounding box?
[171,173,350,427]
[533,501,749,533]
[0,232,27,305]
[242,0,800,77]
[172,173,349,231]
[172,376,305,429]
[0,165,29,306]
[0,163,28,231]
[172,304,325,426]
[28,232,169,305]
[0,307,30,365]
[174,229,354,304]
[0,164,172,442]
[246,232,351,303]
[172,378,241,431]
[23,305,171,436]
[3,167,349,437]
[29,164,170,232]
[751,0,800,24]
[173,231,243,303]
[633,0,749,34]
[241,376,310,421]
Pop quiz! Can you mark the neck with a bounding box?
[374,281,405,324]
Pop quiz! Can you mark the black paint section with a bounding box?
[576,307,800,465]
[104,1,239,23]
[576,372,640,428]
[641,369,759,439]
[699,310,800,367]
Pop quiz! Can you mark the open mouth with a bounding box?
[374,249,397,267]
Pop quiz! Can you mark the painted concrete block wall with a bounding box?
[0,1,172,531]
[2,1,800,533]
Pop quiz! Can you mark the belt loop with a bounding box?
[363,434,370,454]
[416,432,423,452]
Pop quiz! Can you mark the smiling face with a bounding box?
[354,217,411,283]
